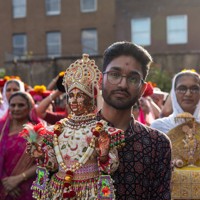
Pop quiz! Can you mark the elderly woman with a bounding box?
[0,91,40,200]
[0,79,25,119]
[151,70,200,133]
[151,70,200,200]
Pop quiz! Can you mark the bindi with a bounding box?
[125,62,130,66]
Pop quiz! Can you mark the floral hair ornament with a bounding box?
[0,75,21,87]
[181,69,196,72]
[62,54,102,99]
[29,85,52,102]
[4,75,21,81]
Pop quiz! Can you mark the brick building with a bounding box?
[115,0,200,73]
[0,0,199,86]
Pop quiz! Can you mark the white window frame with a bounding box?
[80,0,97,13]
[131,17,151,46]
[13,34,27,56]
[167,15,188,44]
[46,32,61,57]
[45,0,61,15]
[12,0,26,18]
[81,29,98,55]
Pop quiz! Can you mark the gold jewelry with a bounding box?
[63,54,102,98]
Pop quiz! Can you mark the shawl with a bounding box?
[151,71,200,133]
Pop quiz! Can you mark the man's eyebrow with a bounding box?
[129,71,141,75]
[109,66,121,71]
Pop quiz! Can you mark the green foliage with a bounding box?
[147,66,173,93]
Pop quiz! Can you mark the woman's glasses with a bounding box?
[175,86,200,94]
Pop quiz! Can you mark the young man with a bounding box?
[97,41,172,200]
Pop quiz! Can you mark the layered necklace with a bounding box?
[53,113,101,198]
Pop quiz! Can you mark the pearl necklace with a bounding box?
[53,133,96,173]
[53,114,98,173]
[53,115,103,199]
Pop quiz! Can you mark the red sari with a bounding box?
[0,116,36,200]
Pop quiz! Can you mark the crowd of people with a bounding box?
[0,41,199,200]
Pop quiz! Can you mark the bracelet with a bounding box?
[22,172,27,181]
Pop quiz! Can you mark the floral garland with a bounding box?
[53,120,104,198]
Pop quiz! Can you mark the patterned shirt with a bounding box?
[97,113,172,200]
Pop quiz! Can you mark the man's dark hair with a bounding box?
[103,41,153,80]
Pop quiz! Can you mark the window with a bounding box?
[81,29,98,55]
[131,18,151,46]
[12,0,26,18]
[45,0,61,15]
[13,34,27,56]
[80,0,97,12]
[167,15,188,44]
[46,32,61,57]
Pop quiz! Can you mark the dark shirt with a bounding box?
[97,113,172,200]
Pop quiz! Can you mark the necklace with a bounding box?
[53,116,102,199]
[64,114,96,130]
[53,134,95,173]
[53,115,98,173]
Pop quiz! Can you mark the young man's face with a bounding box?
[175,74,200,114]
[102,55,146,110]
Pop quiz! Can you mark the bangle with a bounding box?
[22,172,27,180]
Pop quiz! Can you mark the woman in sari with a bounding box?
[0,91,40,200]
[0,79,25,120]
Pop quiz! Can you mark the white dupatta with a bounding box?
[151,71,200,133]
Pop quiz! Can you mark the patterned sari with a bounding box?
[0,115,36,200]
